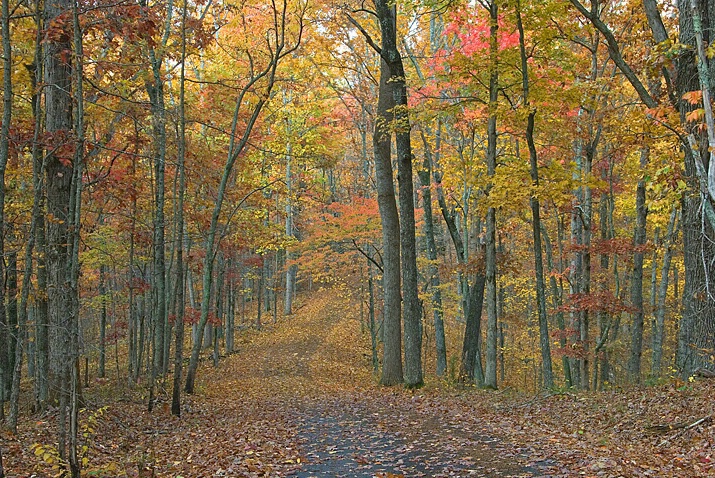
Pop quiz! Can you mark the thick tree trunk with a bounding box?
[675,0,715,377]
[372,0,422,387]
[44,0,77,459]
[374,58,403,386]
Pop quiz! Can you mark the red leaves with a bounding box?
[557,291,637,315]
[444,10,520,58]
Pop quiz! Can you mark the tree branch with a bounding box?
[352,239,384,273]
[345,12,382,57]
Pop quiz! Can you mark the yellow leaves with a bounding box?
[707,40,715,59]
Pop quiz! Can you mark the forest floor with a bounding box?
[3,290,715,477]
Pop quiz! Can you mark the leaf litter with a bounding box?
[3,290,714,477]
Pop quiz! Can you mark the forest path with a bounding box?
[197,290,547,478]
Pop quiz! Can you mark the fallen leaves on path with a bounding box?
[3,289,714,477]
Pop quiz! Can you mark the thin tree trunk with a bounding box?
[185,6,296,392]
[368,256,379,373]
[517,0,553,389]
[26,13,49,406]
[146,47,168,403]
[0,0,12,422]
[629,148,649,383]
[284,103,296,317]
[484,0,499,389]
[99,261,108,378]
[171,0,188,416]
[652,208,678,377]
[8,80,45,428]
[418,154,447,377]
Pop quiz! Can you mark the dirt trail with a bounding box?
[206,291,547,478]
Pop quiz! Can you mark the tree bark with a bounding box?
[44,0,77,458]
[628,148,649,383]
[373,0,422,387]
[26,16,50,406]
[675,0,715,377]
[652,208,678,377]
[418,150,447,377]
[484,0,499,390]
[517,0,553,389]
[374,57,403,386]
[172,0,188,416]
[0,0,12,422]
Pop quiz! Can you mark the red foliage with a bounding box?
[557,291,637,315]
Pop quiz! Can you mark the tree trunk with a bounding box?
[517,1,553,389]
[628,148,649,383]
[0,0,11,422]
[284,110,296,317]
[374,57,403,386]
[44,0,77,458]
[171,0,188,415]
[373,0,422,387]
[484,0,499,390]
[99,262,108,379]
[675,0,715,377]
[368,256,379,373]
[25,19,50,406]
[146,50,168,394]
[652,208,678,377]
[418,153,447,377]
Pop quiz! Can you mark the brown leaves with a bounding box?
[7,290,715,477]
